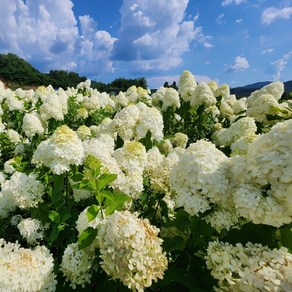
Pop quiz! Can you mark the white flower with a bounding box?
[205,241,292,291]
[39,91,68,121]
[0,239,56,291]
[178,70,197,101]
[170,132,189,148]
[22,112,45,138]
[0,171,44,217]
[214,84,230,99]
[136,102,164,141]
[60,242,97,289]
[33,125,84,174]
[112,141,147,198]
[170,140,231,215]
[110,104,140,140]
[6,129,22,144]
[145,147,181,195]
[76,125,91,140]
[204,209,239,233]
[247,81,284,104]
[212,117,257,147]
[190,82,216,108]
[247,93,282,122]
[152,87,180,111]
[98,210,168,291]
[17,218,47,245]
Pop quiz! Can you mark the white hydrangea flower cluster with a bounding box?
[151,87,181,111]
[110,104,140,140]
[110,102,164,141]
[0,239,56,291]
[190,82,216,108]
[84,134,120,175]
[112,91,129,109]
[145,147,182,196]
[204,209,239,233]
[112,141,147,198]
[212,117,257,147]
[230,133,257,155]
[124,85,151,104]
[98,210,168,292]
[22,112,45,138]
[170,132,189,148]
[229,119,292,226]
[6,128,22,144]
[0,171,45,218]
[39,91,68,121]
[33,125,84,174]
[246,82,287,123]
[76,125,91,140]
[205,241,292,291]
[17,218,47,245]
[170,140,231,216]
[5,93,25,111]
[178,70,197,101]
[82,91,115,112]
[60,242,97,289]
[214,84,230,99]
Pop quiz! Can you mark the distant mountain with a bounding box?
[231,80,292,98]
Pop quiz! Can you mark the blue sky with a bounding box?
[0,0,291,88]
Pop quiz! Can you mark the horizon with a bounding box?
[0,0,291,88]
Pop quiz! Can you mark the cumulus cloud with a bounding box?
[271,51,292,81]
[226,56,250,73]
[262,6,292,24]
[221,0,246,6]
[111,0,211,72]
[0,0,116,77]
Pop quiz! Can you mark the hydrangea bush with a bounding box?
[0,71,292,291]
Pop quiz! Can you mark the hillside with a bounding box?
[0,53,148,92]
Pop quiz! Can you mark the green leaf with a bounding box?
[50,224,60,242]
[163,236,186,252]
[51,174,65,203]
[78,227,98,249]
[97,173,117,190]
[104,191,131,215]
[73,179,94,191]
[48,210,60,223]
[86,204,100,222]
[70,173,84,182]
[278,225,292,252]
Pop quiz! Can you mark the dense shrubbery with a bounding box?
[0,71,292,291]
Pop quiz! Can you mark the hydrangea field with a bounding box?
[0,70,292,291]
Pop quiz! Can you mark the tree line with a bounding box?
[0,53,148,92]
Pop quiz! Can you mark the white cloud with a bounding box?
[226,56,250,72]
[235,19,243,23]
[271,51,292,80]
[262,6,292,24]
[0,0,116,77]
[261,48,275,54]
[216,13,225,24]
[221,0,246,6]
[112,0,211,72]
